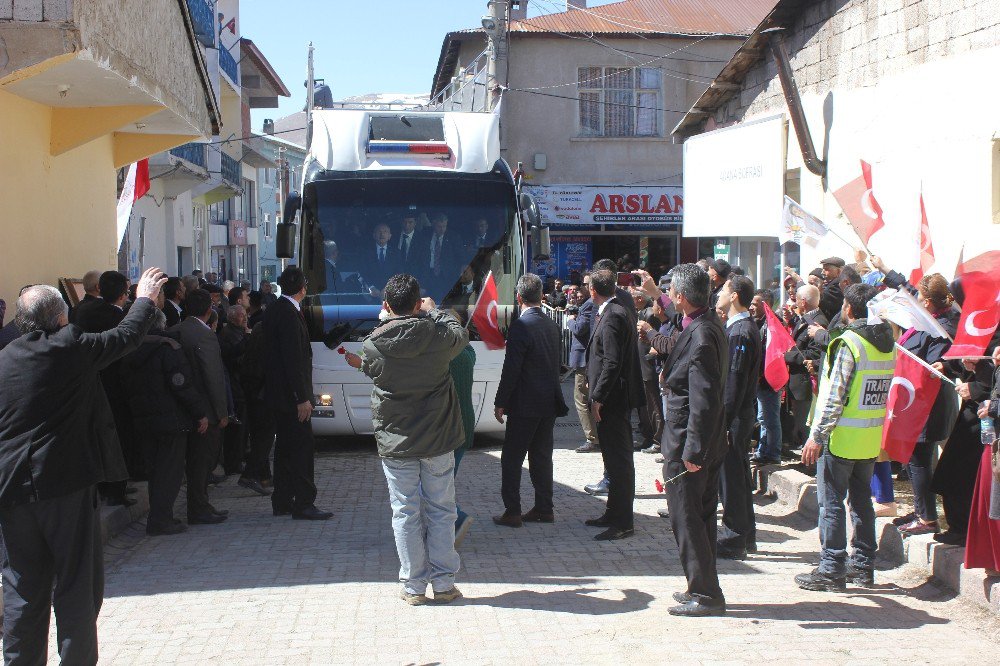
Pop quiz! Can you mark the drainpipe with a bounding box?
[762,28,826,178]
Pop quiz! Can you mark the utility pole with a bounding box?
[485,1,508,111]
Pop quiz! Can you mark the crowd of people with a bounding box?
[0,265,332,663]
[0,245,998,659]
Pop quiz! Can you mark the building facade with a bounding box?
[0,0,219,307]
[249,129,306,285]
[431,0,774,281]
[128,0,288,286]
[673,0,1000,284]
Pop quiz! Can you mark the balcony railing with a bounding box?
[169,142,207,169]
[185,0,216,48]
[219,45,239,85]
[221,152,240,186]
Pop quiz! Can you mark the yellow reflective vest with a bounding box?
[819,329,896,460]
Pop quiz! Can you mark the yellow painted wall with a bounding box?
[0,89,118,311]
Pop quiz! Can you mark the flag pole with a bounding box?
[895,343,957,386]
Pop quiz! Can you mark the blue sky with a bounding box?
[240,0,616,129]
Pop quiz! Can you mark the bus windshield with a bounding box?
[300,172,519,342]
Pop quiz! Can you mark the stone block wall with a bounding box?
[713,0,1000,126]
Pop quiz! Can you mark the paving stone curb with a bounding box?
[760,465,999,614]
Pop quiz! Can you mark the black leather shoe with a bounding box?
[106,497,137,508]
[209,472,226,486]
[292,506,333,520]
[188,512,227,525]
[641,442,660,454]
[575,442,600,453]
[594,527,634,541]
[717,547,747,561]
[238,477,272,496]
[493,512,523,528]
[584,479,609,496]
[124,486,139,495]
[584,515,612,527]
[146,522,187,536]
[209,506,229,517]
[657,507,670,519]
[273,507,292,517]
[521,508,554,523]
[668,599,726,617]
[933,530,966,546]
[672,591,692,604]
[794,568,846,592]
[846,563,875,587]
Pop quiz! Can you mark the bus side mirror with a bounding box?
[518,192,540,227]
[531,225,551,261]
[277,191,302,259]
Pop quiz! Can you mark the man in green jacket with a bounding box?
[345,274,468,605]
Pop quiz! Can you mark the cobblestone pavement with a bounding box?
[53,413,1000,664]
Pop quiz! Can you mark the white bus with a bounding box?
[277,108,543,436]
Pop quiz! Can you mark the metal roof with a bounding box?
[671,0,807,139]
[509,0,777,37]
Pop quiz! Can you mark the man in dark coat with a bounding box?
[172,288,229,525]
[162,276,185,328]
[715,276,762,560]
[120,308,208,535]
[634,290,663,454]
[785,284,828,452]
[220,306,250,476]
[68,269,101,325]
[75,270,137,506]
[264,267,332,520]
[584,269,643,540]
[660,263,729,617]
[493,274,569,528]
[818,256,846,323]
[0,268,163,665]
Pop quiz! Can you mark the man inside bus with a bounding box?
[322,240,342,294]
[469,217,491,250]
[424,213,461,295]
[365,223,400,295]
[397,214,421,271]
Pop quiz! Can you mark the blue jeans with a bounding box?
[381,453,461,595]
[870,461,894,503]
[755,385,782,461]
[816,447,877,576]
[454,445,468,525]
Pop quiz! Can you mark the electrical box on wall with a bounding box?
[533,153,547,171]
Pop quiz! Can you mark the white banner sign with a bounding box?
[525,185,683,226]
[682,115,786,238]
[780,196,829,247]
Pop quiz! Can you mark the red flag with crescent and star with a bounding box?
[909,193,935,284]
[943,267,1000,359]
[763,303,795,391]
[832,160,886,247]
[882,346,942,463]
[471,271,506,350]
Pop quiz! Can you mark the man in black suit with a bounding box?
[69,269,101,325]
[566,285,599,453]
[785,284,828,451]
[172,289,229,525]
[0,267,164,665]
[396,214,421,271]
[584,269,643,540]
[468,217,491,251]
[660,263,729,617]
[366,222,401,294]
[264,267,332,520]
[493,274,569,528]
[75,271,137,506]
[422,213,462,295]
[162,276,185,327]
[716,275,762,560]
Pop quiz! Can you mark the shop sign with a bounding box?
[682,114,786,238]
[229,219,248,246]
[525,185,683,226]
[713,240,730,262]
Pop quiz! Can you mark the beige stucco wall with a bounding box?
[74,0,211,136]
[450,34,743,186]
[0,89,118,309]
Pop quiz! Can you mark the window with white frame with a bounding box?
[578,66,662,137]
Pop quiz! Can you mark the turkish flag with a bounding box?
[471,271,506,350]
[882,347,942,463]
[116,158,150,248]
[909,194,934,284]
[763,303,795,391]
[832,160,886,246]
[944,269,1000,359]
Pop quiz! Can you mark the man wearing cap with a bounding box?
[707,259,731,310]
[819,257,846,322]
